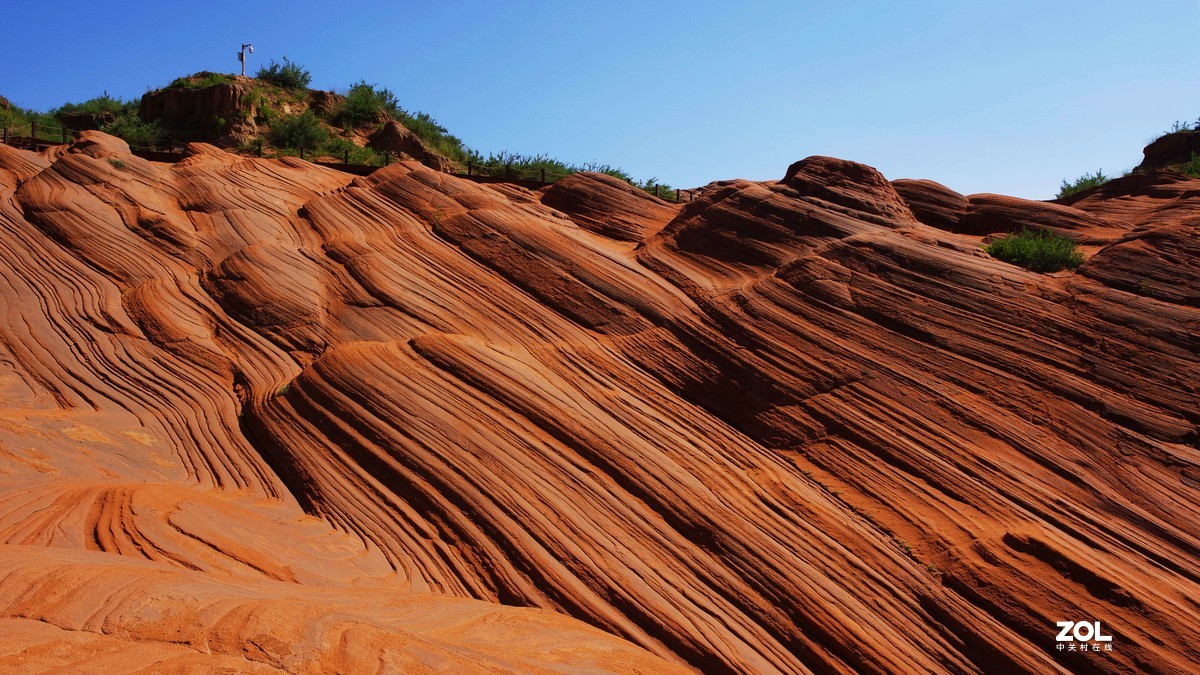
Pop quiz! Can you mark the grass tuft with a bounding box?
[985,227,1084,273]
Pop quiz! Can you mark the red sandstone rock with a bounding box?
[0,136,1196,673]
[539,171,678,241]
[892,177,968,231]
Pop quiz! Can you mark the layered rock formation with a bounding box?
[0,133,1196,673]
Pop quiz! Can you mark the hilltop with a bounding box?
[0,61,680,196]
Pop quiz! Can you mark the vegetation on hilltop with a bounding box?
[1,91,164,146]
[1056,117,1200,198]
[3,60,681,199]
[256,57,312,90]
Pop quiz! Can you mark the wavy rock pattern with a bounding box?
[0,133,1196,673]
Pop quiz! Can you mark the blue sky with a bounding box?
[1,1,1196,198]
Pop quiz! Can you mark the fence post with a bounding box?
[505,163,512,179]
[467,161,472,176]
[385,151,390,166]
[300,146,305,160]
[61,126,67,143]
[541,168,545,183]
[30,121,37,143]
[675,189,680,203]
[2,127,6,145]
[344,149,349,165]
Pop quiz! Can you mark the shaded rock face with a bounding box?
[0,136,1198,673]
[959,193,1127,243]
[892,178,968,231]
[1138,129,1200,171]
[139,76,257,143]
[367,120,451,171]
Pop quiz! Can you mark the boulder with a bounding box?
[366,120,452,172]
[781,156,917,223]
[307,89,343,119]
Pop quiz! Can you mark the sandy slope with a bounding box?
[0,132,1196,673]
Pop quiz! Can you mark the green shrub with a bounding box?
[320,136,384,164]
[108,158,126,171]
[55,92,132,118]
[337,80,400,127]
[256,57,312,90]
[1178,152,1200,179]
[395,109,475,164]
[0,105,57,134]
[984,228,1084,273]
[270,110,327,149]
[100,112,165,145]
[1057,169,1109,199]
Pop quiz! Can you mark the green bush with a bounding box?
[256,57,312,90]
[100,112,165,146]
[270,110,327,149]
[985,228,1084,273]
[395,109,475,164]
[0,105,57,134]
[1057,169,1109,199]
[55,92,132,118]
[320,136,384,164]
[1177,152,1200,179]
[337,80,400,127]
[169,72,235,89]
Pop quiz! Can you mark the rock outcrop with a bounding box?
[139,74,259,144]
[540,171,678,241]
[1137,129,1200,171]
[0,132,1197,673]
[366,120,453,171]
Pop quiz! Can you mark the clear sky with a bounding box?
[1,1,1196,199]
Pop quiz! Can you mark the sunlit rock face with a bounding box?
[0,132,1196,673]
